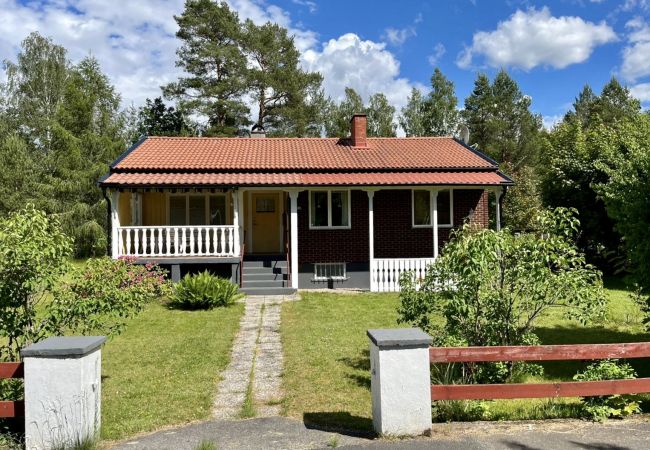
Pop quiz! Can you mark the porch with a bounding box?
[107,186,504,292]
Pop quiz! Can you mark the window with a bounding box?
[255,197,275,213]
[309,190,351,229]
[169,193,228,225]
[412,189,453,228]
[209,195,227,225]
[313,263,347,281]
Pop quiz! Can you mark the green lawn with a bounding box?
[281,282,650,431]
[101,301,243,440]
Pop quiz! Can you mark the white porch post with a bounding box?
[110,190,120,259]
[431,189,439,258]
[232,189,241,256]
[495,188,503,231]
[289,190,299,289]
[367,190,376,292]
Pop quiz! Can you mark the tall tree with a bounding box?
[597,114,650,298]
[399,88,427,137]
[1,34,125,256]
[1,32,68,153]
[136,97,192,137]
[163,0,249,136]
[324,88,365,137]
[367,92,396,137]
[425,68,459,136]
[242,20,323,135]
[540,77,643,271]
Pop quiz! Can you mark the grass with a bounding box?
[282,292,402,430]
[101,301,243,440]
[281,280,650,431]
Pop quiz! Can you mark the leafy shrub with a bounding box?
[49,257,171,337]
[399,208,605,383]
[573,359,641,421]
[0,206,170,360]
[171,271,241,310]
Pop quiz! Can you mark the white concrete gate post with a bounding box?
[22,336,106,450]
[367,328,432,436]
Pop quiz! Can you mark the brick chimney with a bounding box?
[350,114,367,147]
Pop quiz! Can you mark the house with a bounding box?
[99,114,512,294]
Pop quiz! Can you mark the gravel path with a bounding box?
[212,295,295,419]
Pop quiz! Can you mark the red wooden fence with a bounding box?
[429,343,650,401]
[0,362,24,418]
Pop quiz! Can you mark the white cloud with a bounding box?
[0,0,418,130]
[291,0,317,14]
[427,43,446,66]
[630,82,650,101]
[621,17,650,82]
[457,7,617,70]
[382,13,423,46]
[301,33,415,112]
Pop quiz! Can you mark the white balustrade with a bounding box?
[371,258,436,292]
[116,226,238,258]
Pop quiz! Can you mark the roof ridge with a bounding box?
[143,135,455,140]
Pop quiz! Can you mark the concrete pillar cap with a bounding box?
[21,336,107,358]
[367,328,432,349]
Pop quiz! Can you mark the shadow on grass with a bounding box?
[302,412,375,438]
[338,349,371,389]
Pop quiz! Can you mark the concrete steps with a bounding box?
[239,255,295,296]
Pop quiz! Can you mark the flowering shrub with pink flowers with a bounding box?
[48,257,171,337]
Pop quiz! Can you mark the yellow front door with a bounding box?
[251,193,281,253]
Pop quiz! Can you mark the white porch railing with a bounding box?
[371,257,436,292]
[116,225,238,258]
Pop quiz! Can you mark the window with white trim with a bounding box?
[313,263,347,281]
[309,190,351,229]
[412,189,453,228]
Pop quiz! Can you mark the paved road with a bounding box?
[110,416,650,450]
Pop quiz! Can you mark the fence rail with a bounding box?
[430,342,650,401]
[0,362,24,418]
[371,257,435,292]
[117,225,238,258]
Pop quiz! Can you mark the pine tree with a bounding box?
[242,20,323,135]
[163,0,249,136]
[136,97,192,137]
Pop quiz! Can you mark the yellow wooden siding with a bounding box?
[142,192,166,225]
[117,192,132,226]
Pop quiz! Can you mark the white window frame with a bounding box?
[167,191,229,225]
[411,189,453,229]
[308,189,352,230]
[313,262,347,281]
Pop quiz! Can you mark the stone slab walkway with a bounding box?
[213,294,298,419]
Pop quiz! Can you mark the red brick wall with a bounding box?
[298,188,489,263]
[298,190,369,264]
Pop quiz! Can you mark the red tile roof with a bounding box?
[101,171,511,187]
[112,136,496,171]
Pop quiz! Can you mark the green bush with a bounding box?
[573,359,641,421]
[398,208,605,383]
[171,271,241,310]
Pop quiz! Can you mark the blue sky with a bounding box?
[1,0,649,129]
